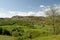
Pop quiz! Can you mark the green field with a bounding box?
[32,35,60,40]
[0,14,60,40]
[0,35,16,40]
[0,35,60,40]
[0,25,53,40]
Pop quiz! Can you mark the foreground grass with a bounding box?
[0,35,16,40]
[0,35,60,40]
[0,25,60,40]
[32,35,60,40]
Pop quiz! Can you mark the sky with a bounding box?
[0,0,60,18]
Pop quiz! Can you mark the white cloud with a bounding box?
[13,11,45,16]
[40,5,45,8]
[0,10,45,18]
[0,4,60,18]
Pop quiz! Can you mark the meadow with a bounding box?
[0,7,60,40]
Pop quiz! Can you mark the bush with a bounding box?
[24,30,40,39]
[17,36,30,40]
[2,28,11,36]
[29,31,40,39]
[12,27,24,37]
[17,37,26,40]
[25,23,35,29]
[0,27,2,34]
[12,31,19,37]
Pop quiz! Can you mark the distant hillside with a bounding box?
[0,16,45,26]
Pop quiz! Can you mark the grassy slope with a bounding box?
[0,35,60,40]
[32,35,60,40]
[0,25,59,40]
[0,35,16,40]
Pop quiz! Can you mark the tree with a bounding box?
[45,6,60,34]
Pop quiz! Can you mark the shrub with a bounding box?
[0,27,2,34]
[12,27,24,37]
[2,28,11,36]
[17,36,26,40]
[29,31,40,39]
[24,30,40,39]
[12,31,19,37]
[25,23,35,29]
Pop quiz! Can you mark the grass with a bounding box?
[0,35,16,40]
[32,35,60,40]
[0,25,60,40]
[0,35,60,40]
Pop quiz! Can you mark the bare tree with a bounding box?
[45,6,60,34]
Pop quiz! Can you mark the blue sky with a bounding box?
[0,0,60,12]
[0,0,60,18]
